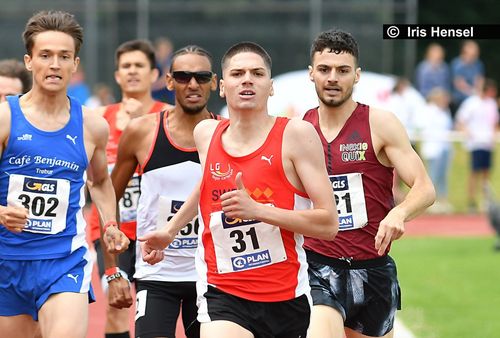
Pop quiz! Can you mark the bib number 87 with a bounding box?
[121,189,139,208]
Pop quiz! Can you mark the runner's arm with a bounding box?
[0,103,29,231]
[111,123,140,201]
[372,108,435,254]
[375,108,435,222]
[85,110,129,254]
[138,119,217,263]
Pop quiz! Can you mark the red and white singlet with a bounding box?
[197,117,311,303]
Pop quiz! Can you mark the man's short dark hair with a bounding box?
[23,10,83,56]
[221,41,272,74]
[115,39,156,69]
[0,59,32,93]
[310,29,359,66]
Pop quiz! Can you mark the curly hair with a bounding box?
[310,29,359,66]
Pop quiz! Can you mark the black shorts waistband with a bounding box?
[306,250,390,269]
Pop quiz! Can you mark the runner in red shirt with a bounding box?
[139,41,339,338]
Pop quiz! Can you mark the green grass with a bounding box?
[382,142,500,337]
[391,237,500,338]
[433,142,500,213]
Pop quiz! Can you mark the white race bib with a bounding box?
[119,173,140,222]
[7,174,70,234]
[209,210,287,274]
[330,173,368,231]
[108,164,140,223]
[157,196,198,251]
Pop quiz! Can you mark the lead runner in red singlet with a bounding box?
[138,41,339,338]
[87,39,171,338]
[303,29,436,338]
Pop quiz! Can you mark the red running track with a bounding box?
[87,263,186,338]
[86,213,495,337]
[404,213,494,237]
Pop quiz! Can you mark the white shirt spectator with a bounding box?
[420,102,453,160]
[456,95,499,150]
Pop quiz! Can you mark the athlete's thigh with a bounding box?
[0,314,38,338]
[0,259,39,319]
[272,293,311,338]
[345,259,400,337]
[135,280,182,338]
[180,282,199,338]
[308,259,347,312]
[345,327,394,338]
[201,320,254,338]
[308,304,344,338]
[38,292,88,338]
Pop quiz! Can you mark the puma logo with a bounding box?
[66,134,77,145]
[261,155,273,165]
[67,273,79,283]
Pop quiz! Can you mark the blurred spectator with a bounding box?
[85,83,115,108]
[450,40,485,115]
[387,77,426,144]
[421,88,454,214]
[151,36,175,105]
[67,64,91,104]
[415,43,451,98]
[455,79,499,213]
[0,58,31,101]
[387,77,426,203]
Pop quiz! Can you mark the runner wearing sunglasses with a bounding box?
[171,70,214,84]
[111,45,218,338]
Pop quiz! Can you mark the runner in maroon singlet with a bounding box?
[304,28,436,338]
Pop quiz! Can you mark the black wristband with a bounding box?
[106,271,122,283]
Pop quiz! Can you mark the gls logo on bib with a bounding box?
[23,177,58,194]
[221,214,260,229]
[330,175,349,191]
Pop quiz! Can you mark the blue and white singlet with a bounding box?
[0,95,88,260]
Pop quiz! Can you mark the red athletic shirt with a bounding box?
[303,103,395,259]
[88,101,165,241]
[198,117,311,302]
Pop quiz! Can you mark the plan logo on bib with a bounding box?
[231,250,272,271]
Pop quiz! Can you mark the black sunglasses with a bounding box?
[172,71,213,84]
